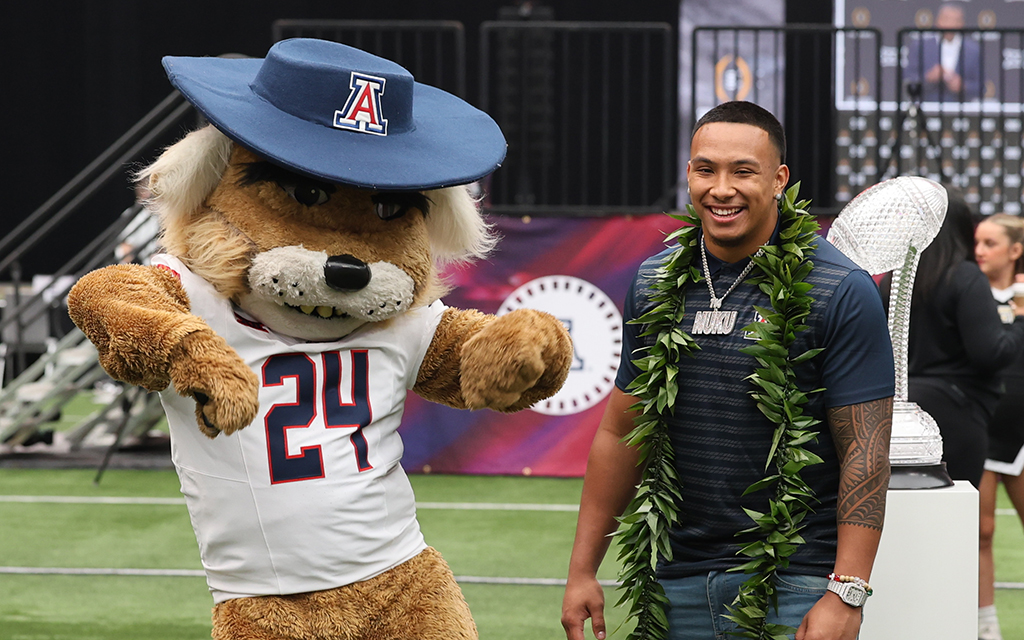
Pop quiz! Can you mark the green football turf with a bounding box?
[0,468,1021,639]
[0,574,212,640]
[0,469,629,640]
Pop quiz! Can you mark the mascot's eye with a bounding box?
[238,162,335,206]
[282,183,331,206]
[371,192,431,221]
[374,201,408,221]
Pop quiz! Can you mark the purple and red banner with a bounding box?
[398,213,682,477]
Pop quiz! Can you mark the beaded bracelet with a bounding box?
[828,572,873,596]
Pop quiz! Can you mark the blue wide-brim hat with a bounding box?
[163,38,507,191]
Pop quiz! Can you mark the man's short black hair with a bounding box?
[691,101,787,165]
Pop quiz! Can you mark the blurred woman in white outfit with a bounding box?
[974,213,1024,640]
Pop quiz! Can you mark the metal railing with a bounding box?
[892,28,1024,215]
[0,90,195,381]
[272,19,466,98]
[0,89,181,448]
[479,21,676,216]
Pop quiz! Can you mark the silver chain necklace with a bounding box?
[693,238,763,335]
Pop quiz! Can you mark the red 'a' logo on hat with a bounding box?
[334,72,388,136]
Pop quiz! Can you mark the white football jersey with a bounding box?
[151,254,443,603]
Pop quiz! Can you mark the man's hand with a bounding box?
[561,388,642,640]
[561,575,607,640]
[943,68,963,92]
[795,593,862,640]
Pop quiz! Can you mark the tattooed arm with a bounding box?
[796,396,893,640]
[830,397,893,532]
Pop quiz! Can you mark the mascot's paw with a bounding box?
[460,309,572,412]
[168,330,259,437]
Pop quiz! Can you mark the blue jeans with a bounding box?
[662,571,828,640]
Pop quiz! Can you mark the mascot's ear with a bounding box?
[423,185,498,266]
[137,125,233,219]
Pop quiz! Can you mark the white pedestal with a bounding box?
[861,480,978,640]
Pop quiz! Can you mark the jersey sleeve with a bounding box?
[615,272,645,392]
[403,299,447,390]
[149,253,183,277]
[819,269,896,408]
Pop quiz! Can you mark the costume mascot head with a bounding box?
[68,38,573,640]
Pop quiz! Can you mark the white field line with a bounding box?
[0,565,1020,590]
[0,495,186,505]
[0,566,205,577]
[0,495,580,511]
[5,497,1021,588]
[417,502,579,512]
[0,566,616,586]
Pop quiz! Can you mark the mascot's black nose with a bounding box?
[324,255,371,291]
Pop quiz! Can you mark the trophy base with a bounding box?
[888,462,955,490]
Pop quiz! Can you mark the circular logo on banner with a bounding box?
[714,54,752,103]
[498,275,621,416]
[851,7,871,27]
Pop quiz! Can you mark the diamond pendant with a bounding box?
[692,309,737,335]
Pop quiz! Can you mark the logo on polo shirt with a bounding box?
[744,310,769,340]
[334,72,388,136]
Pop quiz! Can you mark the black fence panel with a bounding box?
[479,21,676,216]
[272,20,466,99]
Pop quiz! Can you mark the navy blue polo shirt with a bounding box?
[615,228,894,578]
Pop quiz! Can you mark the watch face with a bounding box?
[829,580,868,607]
[845,584,868,607]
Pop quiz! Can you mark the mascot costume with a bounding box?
[67,39,572,639]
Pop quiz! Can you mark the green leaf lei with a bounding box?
[614,183,824,640]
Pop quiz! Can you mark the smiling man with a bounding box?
[687,112,788,262]
[562,101,896,640]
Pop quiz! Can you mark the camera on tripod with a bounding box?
[906,81,923,102]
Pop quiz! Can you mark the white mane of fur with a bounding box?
[139,125,496,265]
[137,126,233,220]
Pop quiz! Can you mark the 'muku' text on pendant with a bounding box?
[692,309,738,334]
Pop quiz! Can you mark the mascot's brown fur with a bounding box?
[67,124,572,639]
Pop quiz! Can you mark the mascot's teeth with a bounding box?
[292,303,340,318]
[287,303,352,319]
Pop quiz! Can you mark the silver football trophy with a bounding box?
[827,176,954,489]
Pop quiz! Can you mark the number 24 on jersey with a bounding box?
[263,350,373,484]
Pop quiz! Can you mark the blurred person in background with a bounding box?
[904,2,982,102]
[880,190,1024,489]
[973,213,1024,640]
